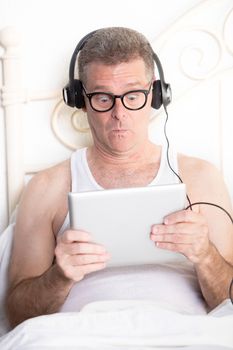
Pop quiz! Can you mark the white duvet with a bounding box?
[0,299,233,349]
[0,224,233,350]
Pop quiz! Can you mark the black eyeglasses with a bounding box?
[82,83,152,112]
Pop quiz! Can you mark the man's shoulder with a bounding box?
[16,160,71,227]
[32,160,70,185]
[177,153,224,200]
[178,153,219,177]
[24,159,71,202]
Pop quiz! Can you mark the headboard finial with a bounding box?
[0,26,21,49]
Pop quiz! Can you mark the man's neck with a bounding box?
[86,142,162,188]
[87,142,160,168]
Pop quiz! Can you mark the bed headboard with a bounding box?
[0,0,233,231]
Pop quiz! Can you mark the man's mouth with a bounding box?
[112,129,128,133]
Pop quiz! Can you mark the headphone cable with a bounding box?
[163,106,192,207]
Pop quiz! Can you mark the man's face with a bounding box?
[83,58,153,156]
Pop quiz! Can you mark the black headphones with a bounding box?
[63,29,172,110]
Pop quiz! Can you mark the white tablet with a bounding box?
[68,183,187,267]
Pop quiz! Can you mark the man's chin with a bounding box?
[107,141,136,155]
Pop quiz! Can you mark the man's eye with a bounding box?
[95,94,111,104]
[100,96,110,103]
[126,93,140,101]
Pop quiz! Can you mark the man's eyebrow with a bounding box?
[89,82,144,91]
[89,85,110,91]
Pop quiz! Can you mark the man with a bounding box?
[6,27,233,328]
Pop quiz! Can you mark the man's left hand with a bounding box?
[150,207,211,264]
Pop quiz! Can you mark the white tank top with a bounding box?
[58,146,180,235]
[59,147,207,315]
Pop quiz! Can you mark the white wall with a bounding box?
[1,0,233,232]
[0,0,201,88]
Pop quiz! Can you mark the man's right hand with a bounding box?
[55,229,110,282]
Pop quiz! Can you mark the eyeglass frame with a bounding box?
[82,82,153,112]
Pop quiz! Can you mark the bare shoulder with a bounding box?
[22,160,70,202]
[17,159,71,233]
[178,153,219,179]
[26,160,70,196]
[177,153,227,201]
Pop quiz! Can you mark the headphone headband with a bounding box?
[69,30,98,83]
[63,29,172,110]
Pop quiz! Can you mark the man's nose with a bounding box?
[111,97,127,119]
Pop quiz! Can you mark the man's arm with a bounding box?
[151,158,233,309]
[6,164,110,328]
[7,263,74,328]
[194,239,233,308]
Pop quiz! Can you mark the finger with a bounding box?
[153,241,188,255]
[69,253,111,266]
[151,232,195,245]
[60,229,92,244]
[74,242,107,255]
[151,222,206,235]
[60,242,107,255]
[163,209,204,225]
[153,240,209,263]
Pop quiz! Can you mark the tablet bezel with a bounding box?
[68,183,187,266]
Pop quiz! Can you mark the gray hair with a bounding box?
[78,27,154,84]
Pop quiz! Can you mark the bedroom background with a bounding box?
[0,0,233,234]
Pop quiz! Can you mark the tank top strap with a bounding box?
[149,146,180,186]
[71,147,102,192]
[57,148,101,237]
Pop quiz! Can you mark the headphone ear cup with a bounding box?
[74,79,85,108]
[151,80,162,109]
[63,83,75,107]
[62,80,85,108]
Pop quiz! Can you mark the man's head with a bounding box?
[63,27,171,111]
[63,27,171,155]
[78,27,155,85]
[61,27,169,155]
